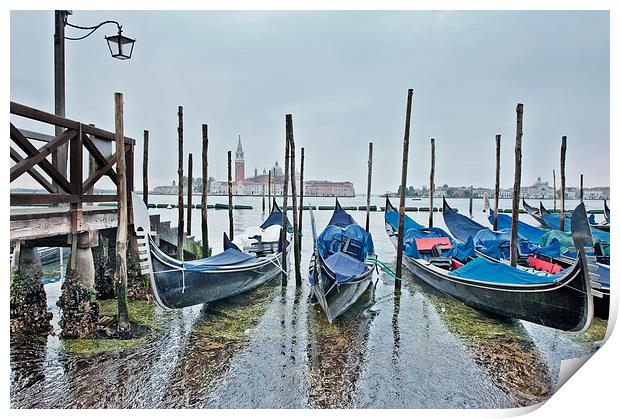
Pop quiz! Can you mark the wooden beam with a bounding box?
[510,103,524,267]
[82,145,128,193]
[281,119,290,282]
[428,138,435,228]
[493,134,501,230]
[10,147,55,193]
[114,92,130,333]
[560,136,567,231]
[143,130,149,206]
[10,129,75,181]
[177,106,184,260]
[298,147,305,250]
[82,132,119,185]
[10,123,74,194]
[395,88,414,287]
[201,124,209,257]
[187,153,193,236]
[365,142,373,232]
[10,193,118,206]
[287,114,301,285]
[553,169,557,211]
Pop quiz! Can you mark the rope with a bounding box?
[365,257,402,282]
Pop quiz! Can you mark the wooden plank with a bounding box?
[82,145,128,193]
[10,147,55,193]
[10,123,75,194]
[11,128,75,181]
[82,132,119,184]
[18,128,55,143]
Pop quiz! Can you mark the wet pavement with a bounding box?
[10,197,608,408]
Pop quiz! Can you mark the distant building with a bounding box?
[209,139,355,196]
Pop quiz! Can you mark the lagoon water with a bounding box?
[10,196,608,408]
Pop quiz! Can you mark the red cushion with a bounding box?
[415,237,452,251]
[528,255,562,274]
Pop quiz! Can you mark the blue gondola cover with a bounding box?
[323,252,370,284]
[450,257,560,285]
[183,248,257,271]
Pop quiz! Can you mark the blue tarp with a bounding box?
[488,209,547,244]
[542,213,610,243]
[328,205,357,228]
[449,257,561,285]
[317,224,374,260]
[183,248,257,271]
[323,252,370,284]
[260,204,291,230]
[443,206,487,243]
[385,208,426,232]
[596,264,610,289]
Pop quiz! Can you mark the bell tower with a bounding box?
[235,135,245,182]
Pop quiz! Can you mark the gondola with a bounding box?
[539,201,611,236]
[309,200,376,323]
[604,199,610,224]
[522,199,545,225]
[132,192,291,309]
[385,197,594,332]
[487,208,610,319]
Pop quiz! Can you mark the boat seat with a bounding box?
[428,257,452,270]
[246,235,278,257]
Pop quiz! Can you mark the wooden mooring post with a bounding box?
[580,174,584,203]
[227,150,234,240]
[287,115,301,284]
[299,147,305,250]
[114,92,130,332]
[143,130,149,205]
[428,138,435,228]
[268,169,272,212]
[395,88,414,287]
[493,134,500,230]
[187,153,193,236]
[560,136,567,231]
[509,103,524,267]
[177,106,184,260]
[469,186,474,218]
[262,185,266,213]
[201,124,209,257]
[365,142,373,233]
[553,169,557,212]
[281,121,290,283]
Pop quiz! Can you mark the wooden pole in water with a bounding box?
[580,174,584,203]
[552,169,557,212]
[469,186,474,218]
[177,106,184,261]
[428,138,435,228]
[227,150,234,240]
[560,136,567,231]
[493,134,501,230]
[281,120,290,282]
[268,169,272,212]
[299,147,305,250]
[114,92,130,332]
[187,153,193,236]
[262,185,266,213]
[365,142,373,233]
[143,130,149,206]
[395,88,414,287]
[201,124,209,257]
[509,103,524,267]
[287,115,301,285]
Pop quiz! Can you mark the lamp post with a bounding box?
[53,10,136,189]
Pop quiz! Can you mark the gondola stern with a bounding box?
[569,202,596,333]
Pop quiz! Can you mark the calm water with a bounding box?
[10,197,608,408]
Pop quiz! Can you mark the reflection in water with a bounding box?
[400,271,554,406]
[307,283,377,408]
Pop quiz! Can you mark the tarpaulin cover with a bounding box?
[317,224,374,260]
[385,209,426,232]
[488,209,547,244]
[472,228,562,260]
[450,256,561,285]
[443,207,487,243]
[542,212,606,241]
[596,264,610,289]
[323,252,370,284]
[183,248,257,271]
[540,230,574,256]
[260,204,291,230]
[328,205,357,228]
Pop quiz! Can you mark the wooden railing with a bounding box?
[10,101,135,232]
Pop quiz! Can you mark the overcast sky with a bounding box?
[10,10,609,193]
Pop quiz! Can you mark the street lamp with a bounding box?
[52,10,136,187]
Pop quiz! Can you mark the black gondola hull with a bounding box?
[150,242,290,309]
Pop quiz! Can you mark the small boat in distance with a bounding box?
[309,200,376,323]
[522,198,546,225]
[132,192,291,309]
[384,197,594,332]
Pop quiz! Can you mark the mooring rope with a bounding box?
[365,257,402,282]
